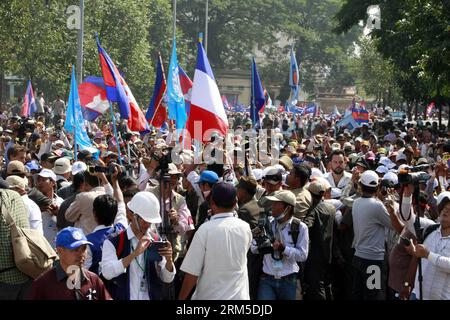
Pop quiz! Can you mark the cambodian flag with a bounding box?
[222,95,229,110]
[146,53,167,128]
[186,39,228,142]
[78,76,109,121]
[352,108,369,123]
[96,35,148,132]
[21,80,37,117]
[179,65,193,116]
[289,47,299,105]
[426,102,435,117]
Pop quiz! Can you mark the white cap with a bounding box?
[274,164,286,174]
[359,170,379,187]
[252,169,263,181]
[331,187,342,199]
[72,161,87,175]
[396,152,407,162]
[400,132,407,138]
[52,140,65,148]
[310,167,324,179]
[379,156,396,169]
[382,172,399,185]
[331,143,341,150]
[38,168,57,182]
[53,158,72,175]
[437,191,450,207]
[355,137,363,143]
[127,192,161,223]
[375,166,389,174]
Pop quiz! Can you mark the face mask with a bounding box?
[275,206,290,222]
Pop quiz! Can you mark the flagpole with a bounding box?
[205,0,209,54]
[109,102,123,166]
[72,67,78,161]
[251,59,256,126]
[173,0,177,38]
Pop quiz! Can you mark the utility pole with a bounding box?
[76,0,84,85]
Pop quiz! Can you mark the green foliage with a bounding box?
[334,0,450,102]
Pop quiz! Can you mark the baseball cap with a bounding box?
[55,227,92,250]
[167,163,182,175]
[252,169,263,181]
[359,170,379,187]
[308,179,329,196]
[7,161,27,175]
[210,182,237,207]
[41,152,59,163]
[266,190,296,207]
[197,170,219,184]
[331,143,341,150]
[416,158,429,165]
[25,160,41,172]
[263,166,282,185]
[361,140,370,147]
[396,152,407,162]
[379,156,396,169]
[279,155,293,171]
[437,192,450,207]
[38,168,57,182]
[375,165,389,175]
[72,161,87,175]
[53,157,72,175]
[6,175,28,190]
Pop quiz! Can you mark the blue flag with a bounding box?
[250,58,265,126]
[166,37,187,130]
[64,67,93,151]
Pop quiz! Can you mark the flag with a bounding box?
[360,99,366,109]
[336,113,360,131]
[96,36,148,132]
[186,40,228,141]
[179,65,193,115]
[166,37,187,130]
[146,53,167,128]
[305,103,317,115]
[289,47,300,105]
[21,80,37,117]
[78,76,109,121]
[221,95,229,110]
[278,105,285,113]
[352,107,369,123]
[250,58,265,126]
[64,67,93,150]
[426,102,435,117]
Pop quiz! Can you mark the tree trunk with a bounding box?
[0,69,3,109]
[414,99,418,121]
[407,100,412,121]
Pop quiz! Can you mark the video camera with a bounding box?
[151,147,173,173]
[251,219,274,255]
[397,164,432,185]
[87,161,130,176]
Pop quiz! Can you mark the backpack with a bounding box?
[289,217,301,245]
[1,192,58,279]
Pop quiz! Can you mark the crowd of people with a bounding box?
[0,96,449,301]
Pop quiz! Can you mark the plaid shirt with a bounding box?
[0,189,31,284]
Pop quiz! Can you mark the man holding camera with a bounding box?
[251,190,309,300]
[101,191,175,300]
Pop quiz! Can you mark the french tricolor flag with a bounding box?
[186,41,228,142]
[21,80,37,117]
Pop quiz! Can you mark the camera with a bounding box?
[251,219,274,255]
[397,165,431,185]
[151,147,173,173]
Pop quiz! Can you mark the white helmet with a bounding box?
[437,191,450,207]
[127,192,161,223]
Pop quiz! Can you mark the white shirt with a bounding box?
[21,194,43,235]
[100,226,175,300]
[181,212,252,300]
[42,194,63,248]
[251,216,309,278]
[401,196,450,300]
[324,171,352,190]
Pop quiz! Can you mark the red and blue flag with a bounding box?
[21,80,37,117]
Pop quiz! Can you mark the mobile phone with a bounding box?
[146,241,168,262]
[399,235,411,247]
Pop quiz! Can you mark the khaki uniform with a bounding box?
[291,187,313,219]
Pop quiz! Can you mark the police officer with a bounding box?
[251,190,309,300]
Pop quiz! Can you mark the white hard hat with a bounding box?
[127,192,161,223]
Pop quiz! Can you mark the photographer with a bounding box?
[399,185,450,300]
[65,161,113,235]
[251,190,309,300]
